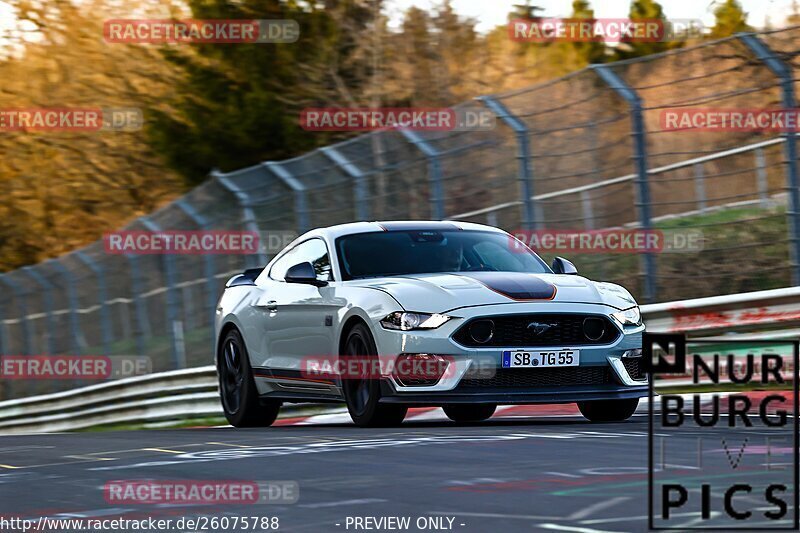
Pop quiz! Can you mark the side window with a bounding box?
[269,239,333,282]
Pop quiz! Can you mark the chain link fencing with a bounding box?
[3,29,800,398]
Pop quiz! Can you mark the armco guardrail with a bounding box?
[0,286,798,434]
[642,286,800,335]
[0,367,220,434]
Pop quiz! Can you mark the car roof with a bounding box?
[262,221,518,281]
[303,220,508,241]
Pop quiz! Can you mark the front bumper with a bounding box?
[378,383,647,405]
[372,302,648,403]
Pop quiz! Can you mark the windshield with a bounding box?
[336,230,550,280]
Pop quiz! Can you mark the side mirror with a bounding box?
[285,261,328,287]
[551,256,578,275]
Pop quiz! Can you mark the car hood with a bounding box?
[348,272,637,313]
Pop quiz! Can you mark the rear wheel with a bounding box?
[341,323,407,427]
[218,328,281,427]
[578,398,639,422]
[443,404,497,423]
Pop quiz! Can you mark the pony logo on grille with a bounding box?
[527,322,557,335]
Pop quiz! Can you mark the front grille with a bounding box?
[455,365,613,390]
[452,314,620,348]
[622,357,646,381]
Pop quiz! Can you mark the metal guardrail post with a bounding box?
[264,162,310,232]
[400,129,445,220]
[47,260,83,354]
[478,96,537,230]
[75,252,113,355]
[22,266,56,354]
[125,254,149,356]
[320,146,370,221]
[0,275,34,355]
[592,64,657,303]
[214,170,269,268]
[176,199,218,337]
[739,32,800,285]
[140,217,185,369]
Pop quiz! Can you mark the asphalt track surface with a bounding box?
[0,403,796,533]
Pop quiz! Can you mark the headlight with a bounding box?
[380,312,451,331]
[611,306,642,326]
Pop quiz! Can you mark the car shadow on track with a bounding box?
[263,414,648,431]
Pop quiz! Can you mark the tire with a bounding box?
[578,398,639,422]
[341,323,408,427]
[218,328,281,427]
[443,404,497,423]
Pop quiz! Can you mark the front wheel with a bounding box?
[218,328,281,427]
[578,398,639,422]
[341,323,408,427]
[443,404,497,423]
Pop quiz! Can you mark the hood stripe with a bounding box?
[456,272,557,301]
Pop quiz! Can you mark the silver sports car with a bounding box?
[215,221,646,427]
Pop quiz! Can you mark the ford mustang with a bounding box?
[215,221,646,427]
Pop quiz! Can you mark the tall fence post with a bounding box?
[588,120,601,230]
[478,96,537,230]
[176,199,218,339]
[0,283,9,399]
[693,163,707,213]
[48,260,84,354]
[592,64,657,303]
[739,32,800,285]
[399,129,445,220]
[264,162,310,232]
[22,266,56,354]
[755,147,770,207]
[140,217,185,369]
[0,275,34,355]
[581,190,595,230]
[0,299,6,358]
[125,254,149,356]
[214,170,269,268]
[320,146,370,221]
[75,251,113,355]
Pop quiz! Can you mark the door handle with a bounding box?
[254,300,278,311]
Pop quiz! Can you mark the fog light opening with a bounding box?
[392,353,450,387]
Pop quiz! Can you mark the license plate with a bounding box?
[502,349,580,368]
